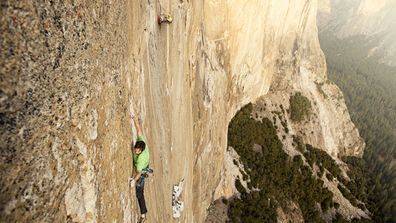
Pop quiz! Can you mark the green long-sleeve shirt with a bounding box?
[133,135,150,172]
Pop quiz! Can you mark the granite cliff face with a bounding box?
[1,0,364,222]
[318,0,396,66]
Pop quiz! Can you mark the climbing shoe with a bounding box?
[138,214,146,223]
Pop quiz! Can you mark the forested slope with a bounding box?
[226,104,370,222]
[320,32,396,222]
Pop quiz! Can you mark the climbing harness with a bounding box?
[137,167,154,187]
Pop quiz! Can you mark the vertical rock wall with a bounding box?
[1,1,134,222]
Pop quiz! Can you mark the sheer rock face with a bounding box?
[1,0,363,222]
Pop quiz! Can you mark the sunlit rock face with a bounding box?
[1,0,363,222]
[318,0,396,66]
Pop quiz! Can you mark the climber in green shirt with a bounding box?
[129,105,150,223]
[133,135,149,173]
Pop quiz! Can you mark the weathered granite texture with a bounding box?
[1,1,132,222]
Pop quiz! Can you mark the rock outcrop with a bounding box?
[1,0,364,222]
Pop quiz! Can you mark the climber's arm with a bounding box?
[133,171,142,182]
[129,170,142,187]
[132,116,143,137]
[129,98,143,137]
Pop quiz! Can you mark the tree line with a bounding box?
[320,31,396,223]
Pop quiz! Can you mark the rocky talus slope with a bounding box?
[1,0,364,222]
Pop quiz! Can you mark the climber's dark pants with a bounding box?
[136,184,147,214]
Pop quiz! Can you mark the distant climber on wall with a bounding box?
[157,14,173,25]
[129,102,152,223]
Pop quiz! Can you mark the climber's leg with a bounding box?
[136,184,147,214]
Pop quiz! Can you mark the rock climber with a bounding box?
[157,14,173,25]
[129,105,150,223]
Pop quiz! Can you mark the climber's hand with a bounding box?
[129,178,136,188]
[129,97,135,118]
